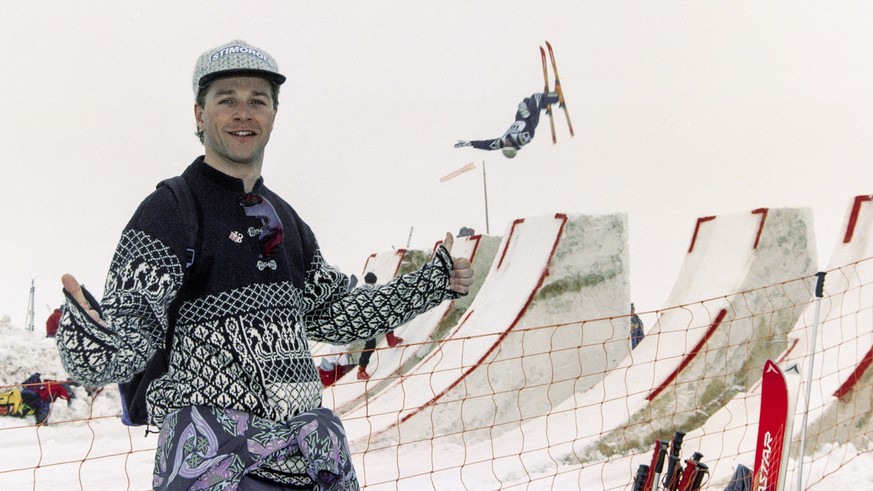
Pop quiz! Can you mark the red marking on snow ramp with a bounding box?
[752,208,769,249]
[843,195,873,243]
[391,249,407,277]
[647,308,728,401]
[431,234,483,263]
[361,253,377,274]
[497,219,525,269]
[832,346,873,400]
[395,214,568,427]
[466,234,482,262]
[688,216,716,253]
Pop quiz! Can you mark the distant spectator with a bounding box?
[318,275,361,387]
[45,306,62,338]
[630,303,645,349]
[0,372,73,424]
[724,463,751,490]
[318,345,357,388]
[0,388,28,419]
[458,226,475,238]
[357,272,404,381]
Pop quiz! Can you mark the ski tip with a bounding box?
[764,359,780,373]
[545,40,553,49]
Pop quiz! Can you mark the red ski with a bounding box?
[545,41,574,137]
[753,361,800,490]
[539,46,557,144]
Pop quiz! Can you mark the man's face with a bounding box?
[195,76,277,169]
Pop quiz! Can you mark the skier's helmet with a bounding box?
[502,146,518,159]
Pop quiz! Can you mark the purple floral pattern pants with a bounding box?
[153,405,358,490]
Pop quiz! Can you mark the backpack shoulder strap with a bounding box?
[158,176,199,268]
[156,175,200,350]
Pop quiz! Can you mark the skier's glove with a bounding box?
[454,140,472,148]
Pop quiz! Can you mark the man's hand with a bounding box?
[61,273,106,327]
[442,232,474,294]
[454,140,472,148]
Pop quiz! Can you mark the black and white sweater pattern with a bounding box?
[57,157,460,426]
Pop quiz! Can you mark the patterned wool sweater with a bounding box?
[57,156,460,427]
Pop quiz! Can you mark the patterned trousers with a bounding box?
[153,405,358,490]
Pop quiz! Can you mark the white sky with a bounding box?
[3,1,873,327]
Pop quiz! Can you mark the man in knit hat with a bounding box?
[56,39,474,490]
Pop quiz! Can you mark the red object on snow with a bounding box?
[45,309,61,338]
[319,364,356,387]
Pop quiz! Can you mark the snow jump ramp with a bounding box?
[457,207,816,487]
[554,197,873,489]
[678,194,873,486]
[343,212,631,455]
[320,233,501,414]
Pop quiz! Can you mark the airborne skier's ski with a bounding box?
[753,360,801,490]
[545,40,574,137]
[539,46,557,144]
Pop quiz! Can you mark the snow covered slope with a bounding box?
[681,195,873,486]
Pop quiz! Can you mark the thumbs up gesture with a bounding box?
[442,232,474,294]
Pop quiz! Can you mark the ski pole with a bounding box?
[642,439,669,491]
[651,440,670,491]
[662,431,686,490]
[676,452,706,491]
[690,462,709,491]
[633,464,650,491]
[796,271,826,491]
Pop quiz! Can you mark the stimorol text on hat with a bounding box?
[193,39,286,97]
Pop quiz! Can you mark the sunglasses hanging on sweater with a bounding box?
[239,194,284,257]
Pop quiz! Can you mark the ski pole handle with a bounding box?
[691,462,709,490]
[814,271,826,298]
[633,465,650,491]
[654,441,669,473]
[671,431,686,457]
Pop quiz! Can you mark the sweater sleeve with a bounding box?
[470,138,502,151]
[55,191,187,387]
[301,246,463,345]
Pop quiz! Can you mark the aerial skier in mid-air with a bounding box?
[454,41,574,159]
[454,92,561,159]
